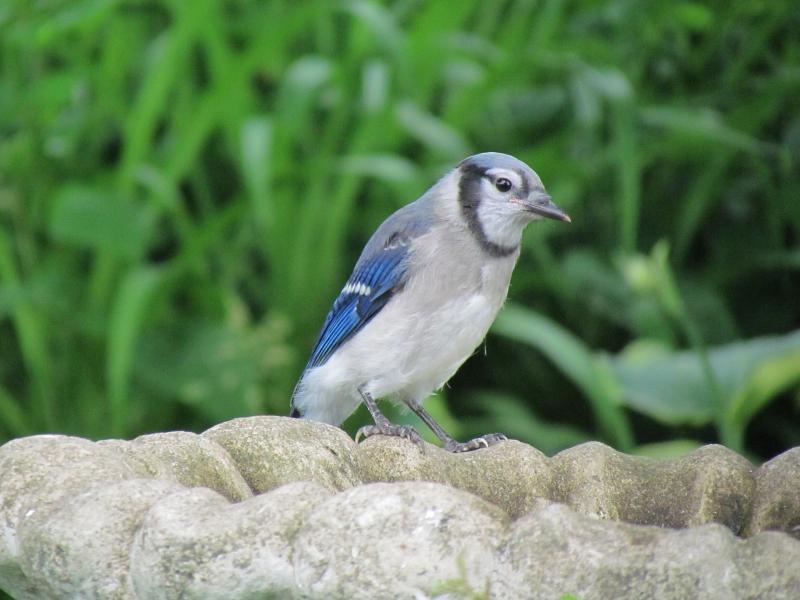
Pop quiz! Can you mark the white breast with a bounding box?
[345,228,515,383]
[293,223,519,425]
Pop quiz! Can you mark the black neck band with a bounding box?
[458,164,519,258]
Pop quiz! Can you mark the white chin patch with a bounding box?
[476,202,525,248]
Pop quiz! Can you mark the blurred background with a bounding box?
[1,0,798,462]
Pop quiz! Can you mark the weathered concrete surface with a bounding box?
[19,479,183,599]
[203,416,361,494]
[551,442,754,531]
[495,503,800,599]
[130,481,333,599]
[357,436,554,518]
[0,415,798,599]
[100,431,252,502]
[741,447,800,539]
[293,481,508,599]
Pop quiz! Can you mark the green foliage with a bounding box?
[494,301,800,454]
[493,303,634,451]
[430,552,490,600]
[0,0,798,458]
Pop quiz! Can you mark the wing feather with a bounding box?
[297,197,435,380]
[304,243,409,369]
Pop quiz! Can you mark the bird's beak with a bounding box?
[522,191,571,223]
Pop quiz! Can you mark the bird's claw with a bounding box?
[445,432,508,453]
[355,422,425,451]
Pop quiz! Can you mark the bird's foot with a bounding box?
[355,422,425,451]
[444,432,508,453]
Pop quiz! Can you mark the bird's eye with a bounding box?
[495,177,512,193]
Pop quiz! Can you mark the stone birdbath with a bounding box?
[1,416,798,598]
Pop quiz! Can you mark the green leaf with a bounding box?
[640,106,769,154]
[49,186,157,259]
[135,317,292,423]
[727,350,800,430]
[613,346,713,425]
[240,116,273,228]
[673,2,714,31]
[0,384,30,436]
[338,153,420,183]
[276,56,333,120]
[631,439,703,458]
[467,391,588,455]
[340,0,403,52]
[107,266,165,436]
[0,226,55,428]
[492,304,633,450]
[612,330,800,428]
[395,101,470,158]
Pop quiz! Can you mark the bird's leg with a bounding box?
[355,385,424,450]
[405,398,508,453]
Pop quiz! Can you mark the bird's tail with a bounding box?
[289,373,305,418]
[289,366,359,425]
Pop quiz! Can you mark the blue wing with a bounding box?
[298,196,434,379]
[304,240,410,369]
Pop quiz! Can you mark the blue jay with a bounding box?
[291,152,570,452]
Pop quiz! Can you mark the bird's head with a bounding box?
[454,152,570,255]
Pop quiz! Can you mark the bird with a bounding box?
[290,152,570,452]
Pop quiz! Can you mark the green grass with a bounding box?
[0,0,798,459]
